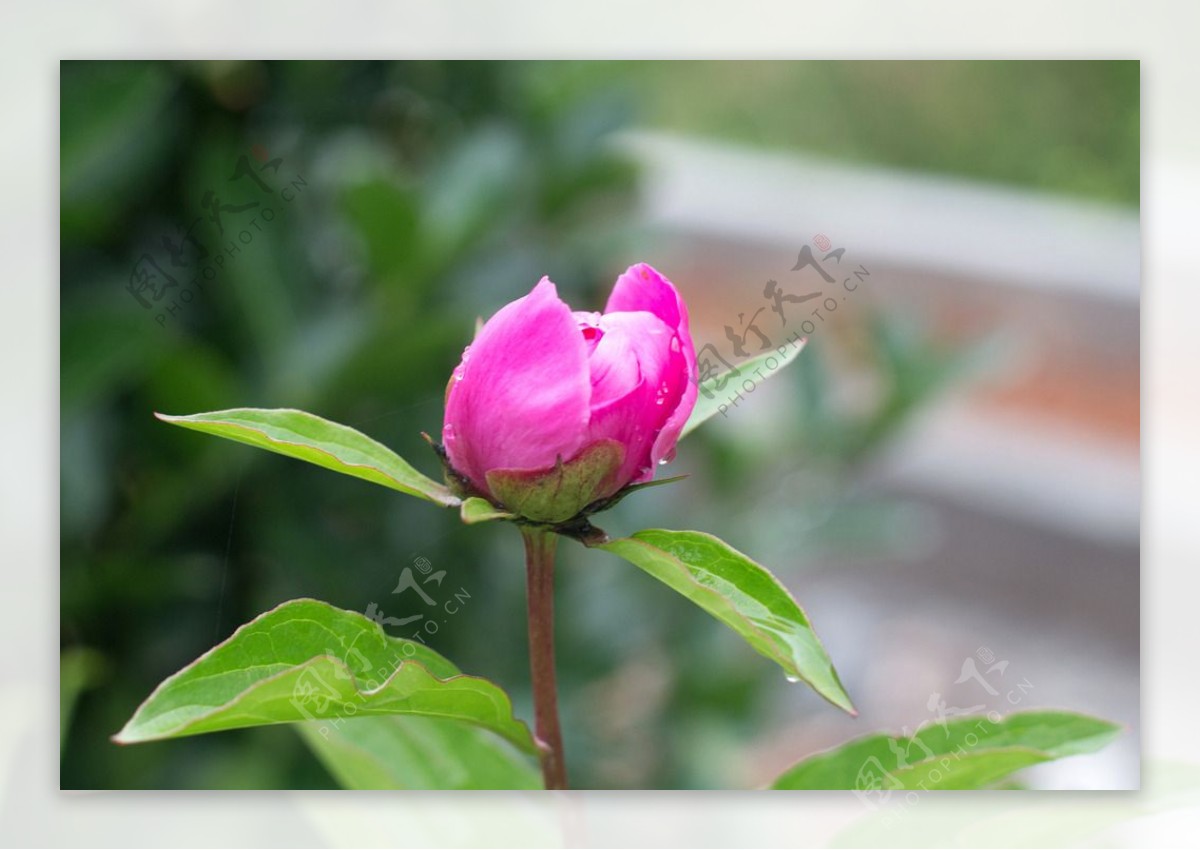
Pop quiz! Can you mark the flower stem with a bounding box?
[521,526,567,790]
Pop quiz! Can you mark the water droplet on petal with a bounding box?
[658,447,677,466]
[785,674,801,684]
[670,336,681,353]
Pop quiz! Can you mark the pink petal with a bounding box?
[604,263,699,470]
[605,263,685,336]
[583,311,671,408]
[582,310,678,486]
[443,278,590,494]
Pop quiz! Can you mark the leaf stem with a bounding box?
[521,526,567,790]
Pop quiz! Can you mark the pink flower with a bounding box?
[442,263,698,522]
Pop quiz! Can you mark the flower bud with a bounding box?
[442,263,697,523]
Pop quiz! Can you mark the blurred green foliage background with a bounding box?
[60,60,1138,789]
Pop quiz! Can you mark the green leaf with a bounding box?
[595,529,854,714]
[681,338,807,439]
[113,599,535,754]
[155,408,458,506]
[297,715,541,790]
[771,710,1122,790]
[460,496,515,525]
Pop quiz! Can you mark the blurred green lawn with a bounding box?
[616,60,1139,206]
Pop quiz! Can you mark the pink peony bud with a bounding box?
[442,263,698,522]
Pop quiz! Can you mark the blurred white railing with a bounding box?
[620,130,1139,302]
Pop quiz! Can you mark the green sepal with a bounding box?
[486,439,625,524]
